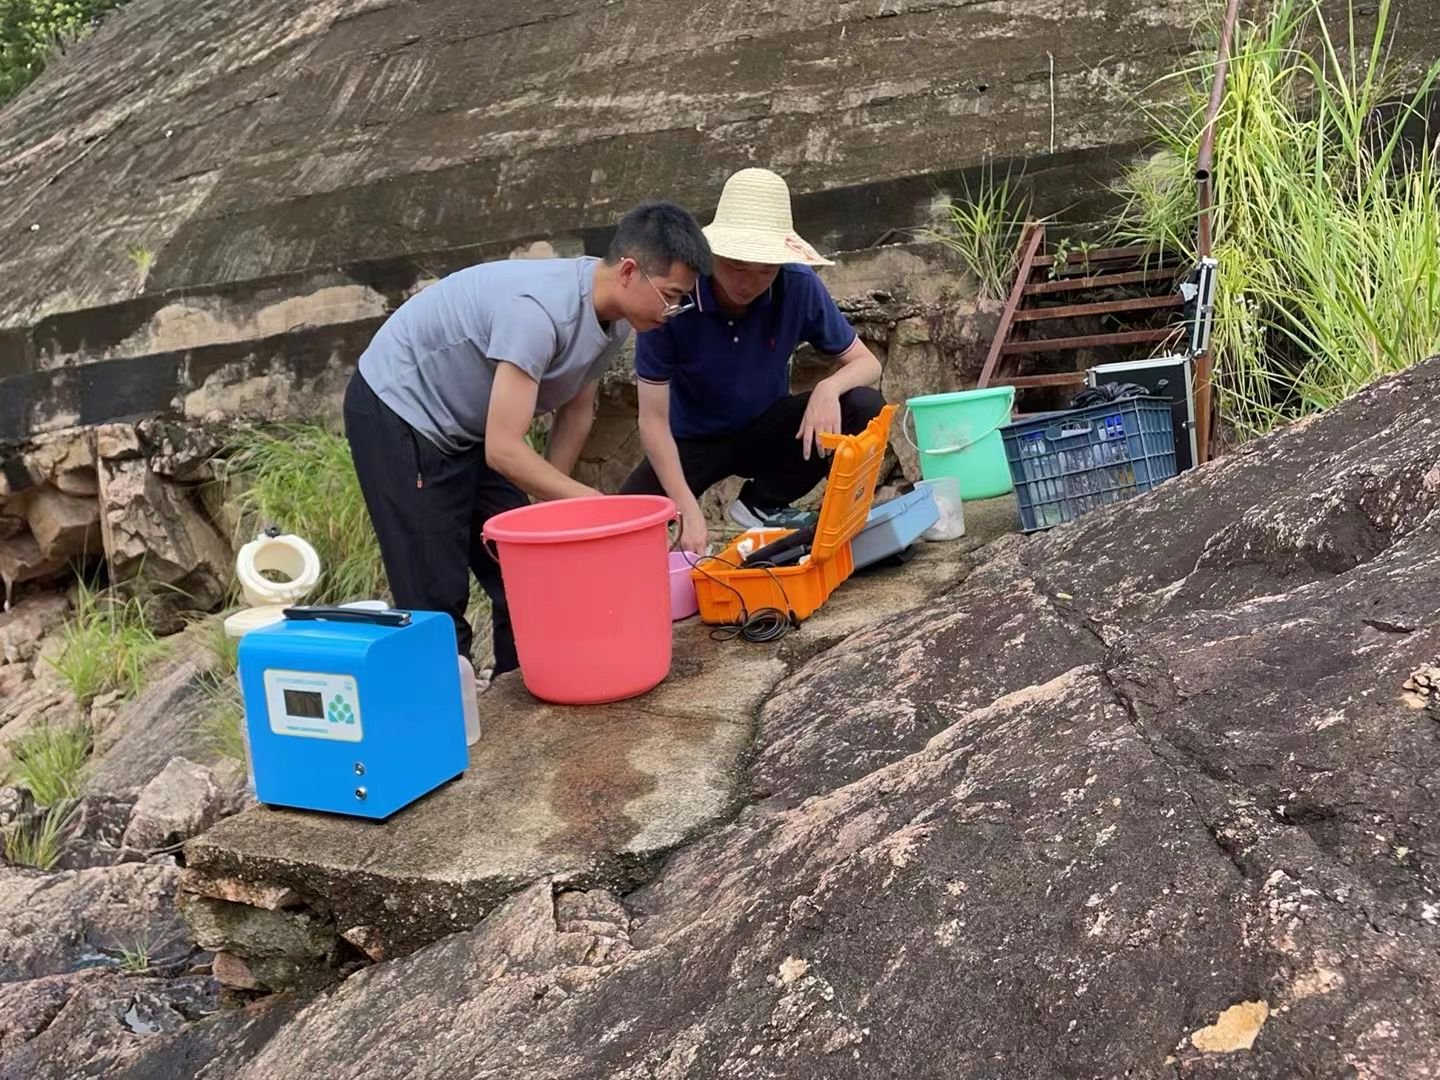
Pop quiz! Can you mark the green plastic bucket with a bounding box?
[903,386,1017,499]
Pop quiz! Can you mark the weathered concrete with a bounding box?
[0,0,1188,328]
[4,0,1436,359]
[180,498,1019,978]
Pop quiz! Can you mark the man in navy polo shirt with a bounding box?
[620,168,886,553]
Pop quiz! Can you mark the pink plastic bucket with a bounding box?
[483,496,676,704]
[669,551,699,621]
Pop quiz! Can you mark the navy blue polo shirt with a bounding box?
[635,264,858,440]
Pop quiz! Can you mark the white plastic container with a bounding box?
[224,531,325,796]
[456,656,482,747]
[224,531,323,638]
[918,476,966,541]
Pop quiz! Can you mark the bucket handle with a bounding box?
[900,403,1012,457]
[1045,419,1094,441]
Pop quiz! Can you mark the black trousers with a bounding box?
[620,387,887,505]
[343,373,526,673]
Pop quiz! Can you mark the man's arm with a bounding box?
[545,378,598,476]
[795,271,885,458]
[798,338,883,459]
[486,362,599,501]
[637,380,708,554]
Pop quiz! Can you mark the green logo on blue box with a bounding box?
[327,694,356,725]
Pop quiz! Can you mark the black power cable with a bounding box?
[683,553,800,644]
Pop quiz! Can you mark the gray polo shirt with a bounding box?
[358,256,629,454]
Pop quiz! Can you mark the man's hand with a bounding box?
[797,382,842,460]
[679,499,709,556]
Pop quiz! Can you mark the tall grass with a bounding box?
[204,619,240,679]
[225,425,494,645]
[1111,149,1199,259]
[226,426,388,605]
[3,801,77,869]
[48,580,167,705]
[1113,0,1440,440]
[930,167,1033,302]
[1,723,91,806]
[196,676,246,763]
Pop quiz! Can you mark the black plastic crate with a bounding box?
[1001,398,1177,532]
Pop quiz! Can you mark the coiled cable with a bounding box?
[683,553,799,645]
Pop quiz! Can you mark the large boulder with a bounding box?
[24,488,100,564]
[96,456,231,613]
[122,758,224,852]
[153,358,1440,1078]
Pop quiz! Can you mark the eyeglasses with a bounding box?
[639,267,696,319]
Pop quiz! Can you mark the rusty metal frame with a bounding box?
[977,222,1045,389]
[1192,0,1244,463]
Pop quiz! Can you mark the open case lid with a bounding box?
[809,404,898,563]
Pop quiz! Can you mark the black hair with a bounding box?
[607,201,712,277]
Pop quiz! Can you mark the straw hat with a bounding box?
[702,168,834,267]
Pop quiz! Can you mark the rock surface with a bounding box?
[0,593,68,668]
[87,625,235,793]
[0,970,222,1080]
[97,456,231,613]
[0,533,69,592]
[179,501,1019,990]
[122,359,1440,1078]
[0,864,184,983]
[122,757,225,852]
[23,488,100,563]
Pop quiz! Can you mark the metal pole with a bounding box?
[1192,0,1242,464]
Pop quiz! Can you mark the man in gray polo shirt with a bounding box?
[344,202,710,676]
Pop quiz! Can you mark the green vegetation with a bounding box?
[0,0,128,103]
[525,417,549,456]
[1114,0,1440,440]
[196,676,246,764]
[2,801,77,870]
[225,424,493,640]
[226,425,388,605]
[1111,149,1198,259]
[48,580,167,705]
[930,166,1032,302]
[204,618,240,679]
[116,932,161,974]
[1046,237,1098,281]
[128,245,154,291]
[1,722,91,805]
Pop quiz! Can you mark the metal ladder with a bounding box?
[976,223,1187,396]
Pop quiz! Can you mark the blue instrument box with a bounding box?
[237,607,467,820]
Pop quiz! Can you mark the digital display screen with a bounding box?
[283,689,325,719]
